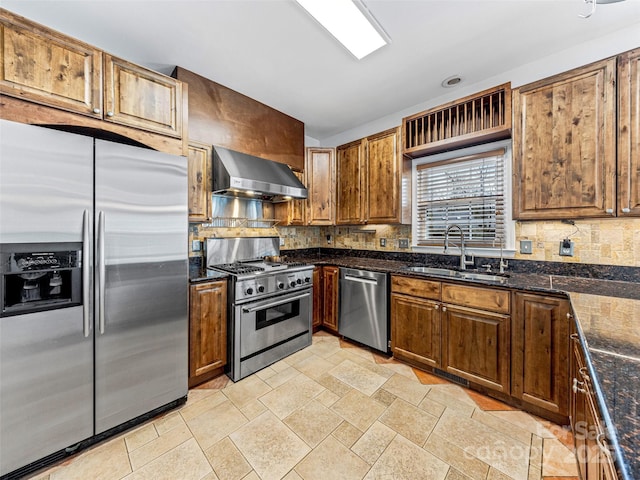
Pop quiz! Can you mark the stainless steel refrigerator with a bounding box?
[0,119,188,477]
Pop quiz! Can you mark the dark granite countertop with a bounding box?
[189,250,638,478]
[188,259,228,283]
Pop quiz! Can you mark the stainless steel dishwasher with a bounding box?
[338,268,388,352]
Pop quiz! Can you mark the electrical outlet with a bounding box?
[519,240,532,254]
[380,238,387,247]
[191,240,201,252]
[398,238,409,249]
[559,239,574,256]
[279,238,285,246]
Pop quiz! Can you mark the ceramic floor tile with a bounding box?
[541,438,579,477]
[283,399,343,448]
[123,437,212,480]
[239,398,268,420]
[426,387,476,416]
[488,411,555,438]
[350,421,397,466]
[294,353,335,380]
[316,388,340,407]
[205,437,252,480]
[364,434,449,480]
[317,372,352,397]
[282,470,303,480]
[413,368,452,385]
[129,422,192,470]
[264,366,301,389]
[187,400,248,451]
[259,374,325,419]
[329,359,388,396]
[332,421,364,448]
[446,468,475,480]
[371,388,397,407]
[307,340,342,358]
[471,409,533,446]
[49,438,131,480]
[528,463,542,480]
[380,362,420,380]
[432,410,531,480]
[223,375,272,408]
[294,436,370,480]
[241,473,259,480]
[487,467,515,480]
[381,373,431,406]
[256,366,278,381]
[424,432,490,480]
[282,346,316,367]
[378,397,438,446]
[230,411,310,480]
[180,391,228,421]
[418,396,447,418]
[331,388,387,432]
[125,422,158,452]
[530,435,544,468]
[466,389,516,411]
[154,410,186,435]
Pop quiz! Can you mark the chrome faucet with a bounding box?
[444,224,475,270]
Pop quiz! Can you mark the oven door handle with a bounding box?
[242,292,310,313]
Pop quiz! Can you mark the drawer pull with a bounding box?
[579,367,590,383]
[596,433,611,456]
[572,377,586,394]
[570,333,579,342]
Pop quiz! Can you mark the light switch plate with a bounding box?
[380,238,387,247]
[191,240,201,252]
[398,238,409,249]
[559,239,574,256]
[279,238,285,246]
[520,240,532,254]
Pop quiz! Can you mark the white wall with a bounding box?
[316,24,640,147]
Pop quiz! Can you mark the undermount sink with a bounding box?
[403,266,509,283]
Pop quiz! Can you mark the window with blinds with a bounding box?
[414,147,507,248]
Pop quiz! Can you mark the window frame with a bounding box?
[411,139,515,257]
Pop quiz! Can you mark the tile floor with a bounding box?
[26,332,580,480]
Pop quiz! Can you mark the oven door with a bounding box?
[237,289,312,358]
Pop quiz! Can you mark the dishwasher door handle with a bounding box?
[344,275,378,285]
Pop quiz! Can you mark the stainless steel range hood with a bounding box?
[212,146,307,202]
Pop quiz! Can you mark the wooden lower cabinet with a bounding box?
[442,304,510,393]
[391,293,441,368]
[512,293,570,417]
[312,267,322,330]
[322,266,339,333]
[570,331,619,480]
[189,280,227,387]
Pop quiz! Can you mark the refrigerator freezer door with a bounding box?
[94,140,188,434]
[0,120,94,476]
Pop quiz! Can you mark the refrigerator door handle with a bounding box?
[98,210,106,334]
[82,209,91,337]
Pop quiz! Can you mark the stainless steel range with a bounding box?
[206,237,313,381]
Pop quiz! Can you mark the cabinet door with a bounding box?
[512,293,570,416]
[391,293,441,368]
[306,148,335,225]
[274,170,306,226]
[187,142,212,223]
[312,267,323,329]
[322,266,339,332]
[336,140,365,224]
[442,305,510,393]
[0,10,102,117]
[513,58,616,219]
[618,47,640,216]
[366,127,401,223]
[104,54,183,137]
[189,281,227,382]
[571,334,590,480]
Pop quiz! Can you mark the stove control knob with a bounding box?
[296,278,302,285]
[245,288,254,295]
[304,277,311,283]
[258,285,265,293]
[290,281,296,288]
[278,282,285,289]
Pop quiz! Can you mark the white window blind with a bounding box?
[415,148,506,248]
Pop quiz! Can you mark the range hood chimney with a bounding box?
[212,146,307,202]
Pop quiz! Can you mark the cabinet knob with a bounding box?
[605,208,614,214]
[572,377,586,394]
[434,304,439,310]
[442,306,447,312]
[596,433,611,456]
[566,312,573,319]
[106,111,114,117]
[93,108,101,114]
[622,208,631,213]
[570,333,579,342]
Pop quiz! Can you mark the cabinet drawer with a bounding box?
[391,275,440,300]
[442,283,510,313]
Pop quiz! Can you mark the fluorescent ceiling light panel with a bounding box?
[295,0,389,60]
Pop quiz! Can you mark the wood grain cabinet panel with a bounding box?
[187,142,212,223]
[0,9,102,117]
[306,148,336,225]
[442,283,510,314]
[312,267,323,330]
[366,127,401,223]
[512,293,570,416]
[391,293,441,368]
[442,304,510,393]
[617,47,640,217]
[336,140,366,225]
[391,275,440,300]
[513,58,617,219]
[322,266,339,332]
[104,54,182,138]
[189,280,227,387]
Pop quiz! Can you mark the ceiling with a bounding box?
[3,0,640,142]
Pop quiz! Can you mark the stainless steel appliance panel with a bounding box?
[94,140,188,434]
[206,237,279,266]
[0,120,93,244]
[338,268,389,352]
[0,304,94,476]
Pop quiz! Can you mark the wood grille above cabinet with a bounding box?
[403,83,512,158]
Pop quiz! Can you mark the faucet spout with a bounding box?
[444,224,474,270]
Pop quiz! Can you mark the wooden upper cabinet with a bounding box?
[366,127,401,224]
[187,141,212,223]
[103,54,182,138]
[513,58,617,219]
[336,140,366,224]
[274,170,306,226]
[617,47,640,217]
[0,9,102,117]
[306,148,336,225]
